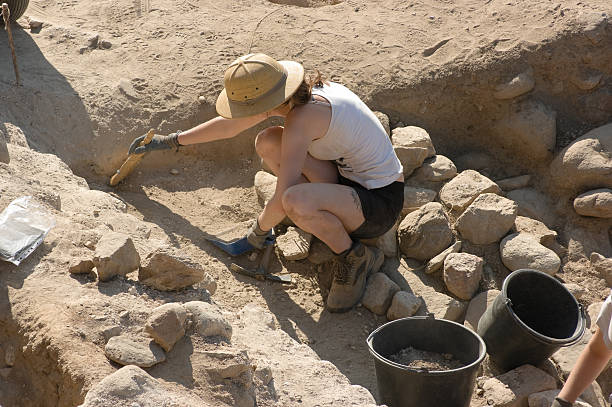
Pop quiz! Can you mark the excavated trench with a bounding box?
[1,21,611,407]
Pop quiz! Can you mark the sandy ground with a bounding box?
[1,0,611,406]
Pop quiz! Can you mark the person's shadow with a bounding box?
[0,23,95,169]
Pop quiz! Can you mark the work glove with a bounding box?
[551,398,572,407]
[128,131,181,155]
[246,218,270,250]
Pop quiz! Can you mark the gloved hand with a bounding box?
[246,218,270,250]
[128,131,181,155]
[552,398,572,407]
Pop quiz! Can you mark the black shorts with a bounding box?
[338,174,404,239]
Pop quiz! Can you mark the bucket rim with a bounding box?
[366,316,487,376]
[501,269,586,346]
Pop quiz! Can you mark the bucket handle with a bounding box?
[561,304,586,347]
[504,299,587,347]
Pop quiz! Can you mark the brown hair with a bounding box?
[290,70,328,106]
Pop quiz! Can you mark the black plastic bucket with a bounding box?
[367,316,486,407]
[477,269,586,371]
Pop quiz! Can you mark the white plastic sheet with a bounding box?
[0,196,55,265]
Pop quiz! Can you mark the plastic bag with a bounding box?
[0,196,56,265]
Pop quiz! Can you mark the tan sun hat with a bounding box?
[216,53,305,119]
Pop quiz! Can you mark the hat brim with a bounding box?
[215,61,305,119]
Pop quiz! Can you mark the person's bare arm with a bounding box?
[177,113,268,145]
[557,326,612,404]
[257,105,322,230]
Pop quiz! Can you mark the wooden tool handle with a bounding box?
[140,129,155,147]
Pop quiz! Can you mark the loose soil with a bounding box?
[388,346,465,371]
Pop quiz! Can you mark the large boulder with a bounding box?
[425,240,462,274]
[93,232,140,282]
[409,155,457,182]
[500,233,561,275]
[481,365,556,407]
[493,100,556,161]
[574,188,612,218]
[254,170,277,204]
[139,248,216,293]
[183,301,232,341]
[493,70,535,100]
[391,126,435,175]
[455,193,518,244]
[512,216,558,246]
[550,123,612,192]
[386,291,422,320]
[145,303,188,352]
[78,365,209,407]
[464,289,500,332]
[402,186,437,214]
[439,170,501,212]
[443,253,483,300]
[362,273,400,315]
[104,336,166,368]
[398,202,453,261]
[276,226,312,260]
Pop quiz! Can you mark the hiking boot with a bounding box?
[326,242,384,313]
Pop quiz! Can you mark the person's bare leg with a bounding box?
[255,126,338,184]
[281,183,365,253]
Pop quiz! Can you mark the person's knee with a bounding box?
[254,126,282,158]
[282,186,314,220]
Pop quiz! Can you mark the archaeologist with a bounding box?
[552,290,612,407]
[129,53,404,313]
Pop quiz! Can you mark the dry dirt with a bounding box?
[1,0,611,406]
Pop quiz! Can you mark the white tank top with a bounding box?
[308,82,403,189]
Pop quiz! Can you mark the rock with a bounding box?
[0,134,9,164]
[169,168,180,175]
[78,365,208,407]
[570,69,603,91]
[384,259,467,322]
[100,40,112,49]
[464,290,500,331]
[276,227,312,260]
[68,258,95,275]
[145,303,188,352]
[528,390,592,407]
[398,202,453,261]
[425,240,461,274]
[373,111,391,137]
[455,193,518,244]
[183,301,232,341]
[87,34,99,48]
[307,239,335,264]
[410,155,457,182]
[506,188,555,226]
[362,273,400,315]
[481,365,556,407]
[118,78,138,99]
[496,175,531,191]
[402,186,437,214]
[493,100,556,161]
[198,95,206,104]
[255,366,273,385]
[439,170,501,212]
[28,18,43,29]
[93,232,140,282]
[254,170,277,204]
[579,381,608,407]
[512,216,558,246]
[361,220,399,258]
[574,188,612,218]
[104,336,166,368]
[391,126,435,175]
[443,253,483,300]
[493,70,535,99]
[386,291,422,320]
[101,326,121,342]
[500,233,561,275]
[139,248,215,292]
[550,123,612,192]
[590,252,612,286]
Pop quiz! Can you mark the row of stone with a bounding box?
[68,231,217,293]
